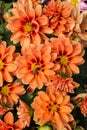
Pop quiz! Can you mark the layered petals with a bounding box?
[43,0,75,36]
[50,34,85,76]
[4,0,53,48]
[0,41,17,86]
[16,44,55,90]
[0,81,25,106]
[31,88,74,130]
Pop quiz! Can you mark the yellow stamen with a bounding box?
[51,104,58,112]
[70,0,79,5]
[23,22,33,33]
[1,85,10,96]
[60,55,68,66]
[0,59,4,70]
[31,63,40,74]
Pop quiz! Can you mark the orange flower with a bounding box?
[5,0,53,48]
[50,34,85,75]
[31,88,74,130]
[0,41,17,86]
[0,112,24,130]
[43,0,75,35]
[47,74,79,93]
[17,100,31,128]
[16,44,55,90]
[0,81,25,106]
[79,96,87,117]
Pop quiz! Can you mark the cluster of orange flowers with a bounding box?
[0,0,87,130]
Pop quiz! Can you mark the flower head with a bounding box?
[50,35,85,75]
[0,81,25,106]
[31,88,74,129]
[0,41,17,86]
[5,0,53,48]
[43,0,75,35]
[16,44,55,90]
[47,74,79,93]
[0,112,24,130]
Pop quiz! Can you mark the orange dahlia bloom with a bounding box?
[0,81,25,106]
[0,41,17,86]
[31,89,74,130]
[17,100,31,128]
[0,112,24,130]
[5,0,53,48]
[16,44,55,90]
[43,0,75,35]
[47,74,79,93]
[50,35,85,75]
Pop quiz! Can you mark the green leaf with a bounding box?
[3,2,13,13]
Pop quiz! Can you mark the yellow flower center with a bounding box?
[23,22,33,33]
[0,59,4,70]
[51,104,58,112]
[70,0,79,5]
[31,63,41,74]
[1,85,10,96]
[60,56,68,66]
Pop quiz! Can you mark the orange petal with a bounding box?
[60,113,69,123]
[38,71,47,83]
[37,15,48,26]
[4,54,13,62]
[53,112,63,129]
[4,112,14,125]
[10,93,19,104]
[35,4,42,17]
[41,26,53,34]
[20,36,30,48]
[38,91,50,102]
[56,95,63,104]
[22,73,34,84]
[3,70,13,82]
[5,63,17,72]
[31,32,41,44]
[60,106,72,114]
[6,45,15,54]
[0,71,3,86]
[12,85,25,95]
[70,56,84,64]
[11,31,22,44]
[45,62,54,69]
[44,69,55,76]
[69,63,79,74]
[61,95,70,105]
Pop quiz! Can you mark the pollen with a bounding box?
[51,104,58,112]
[1,85,10,96]
[60,55,68,66]
[70,0,79,5]
[31,63,41,74]
[23,22,33,34]
[0,59,4,70]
